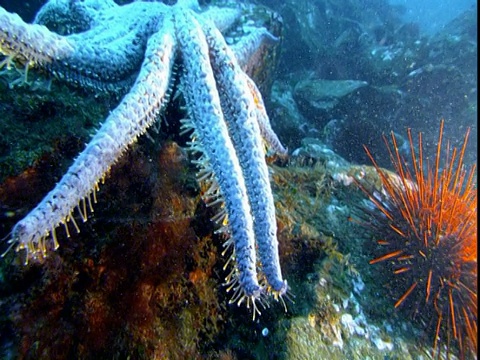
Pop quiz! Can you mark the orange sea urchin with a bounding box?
[358,120,477,358]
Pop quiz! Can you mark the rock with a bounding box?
[294,78,369,114]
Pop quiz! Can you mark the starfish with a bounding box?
[0,0,289,312]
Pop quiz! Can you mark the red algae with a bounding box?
[1,141,226,359]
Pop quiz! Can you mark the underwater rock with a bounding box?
[293,78,368,115]
[1,130,472,358]
[290,138,350,170]
[269,79,310,148]
[0,141,226,359]
[0,67,112,183]
[272,150,475,359]
[399,5,478,160]
[263,0,476,167]
[0,1,476,359]
[262,0,405,78]
[270,74,378,152]
[267,153,446,359]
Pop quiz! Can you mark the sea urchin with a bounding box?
[357,120,477,358]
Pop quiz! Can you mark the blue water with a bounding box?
[390,0,476,34]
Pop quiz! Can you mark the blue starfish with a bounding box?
[0,0,288,313]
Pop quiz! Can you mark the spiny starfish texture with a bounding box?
[0,0,289,313]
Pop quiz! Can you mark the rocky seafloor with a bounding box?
[0,0,477,359]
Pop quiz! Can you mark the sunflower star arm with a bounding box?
[42,2,167,92]
[245,77,288,157]
[231,26,279,73]
[0,2,168,92]
[202,19,288,296]
[0,4,133,91]
[0,6,74,69]
[33,0,117,33]
[201,6,241,33]
[229,27,287,157]
[174,9,263,302]
[7,21,177,263]
[52,21,158,91]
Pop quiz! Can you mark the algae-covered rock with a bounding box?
[295,79,369,108]
[294,78,368,114]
